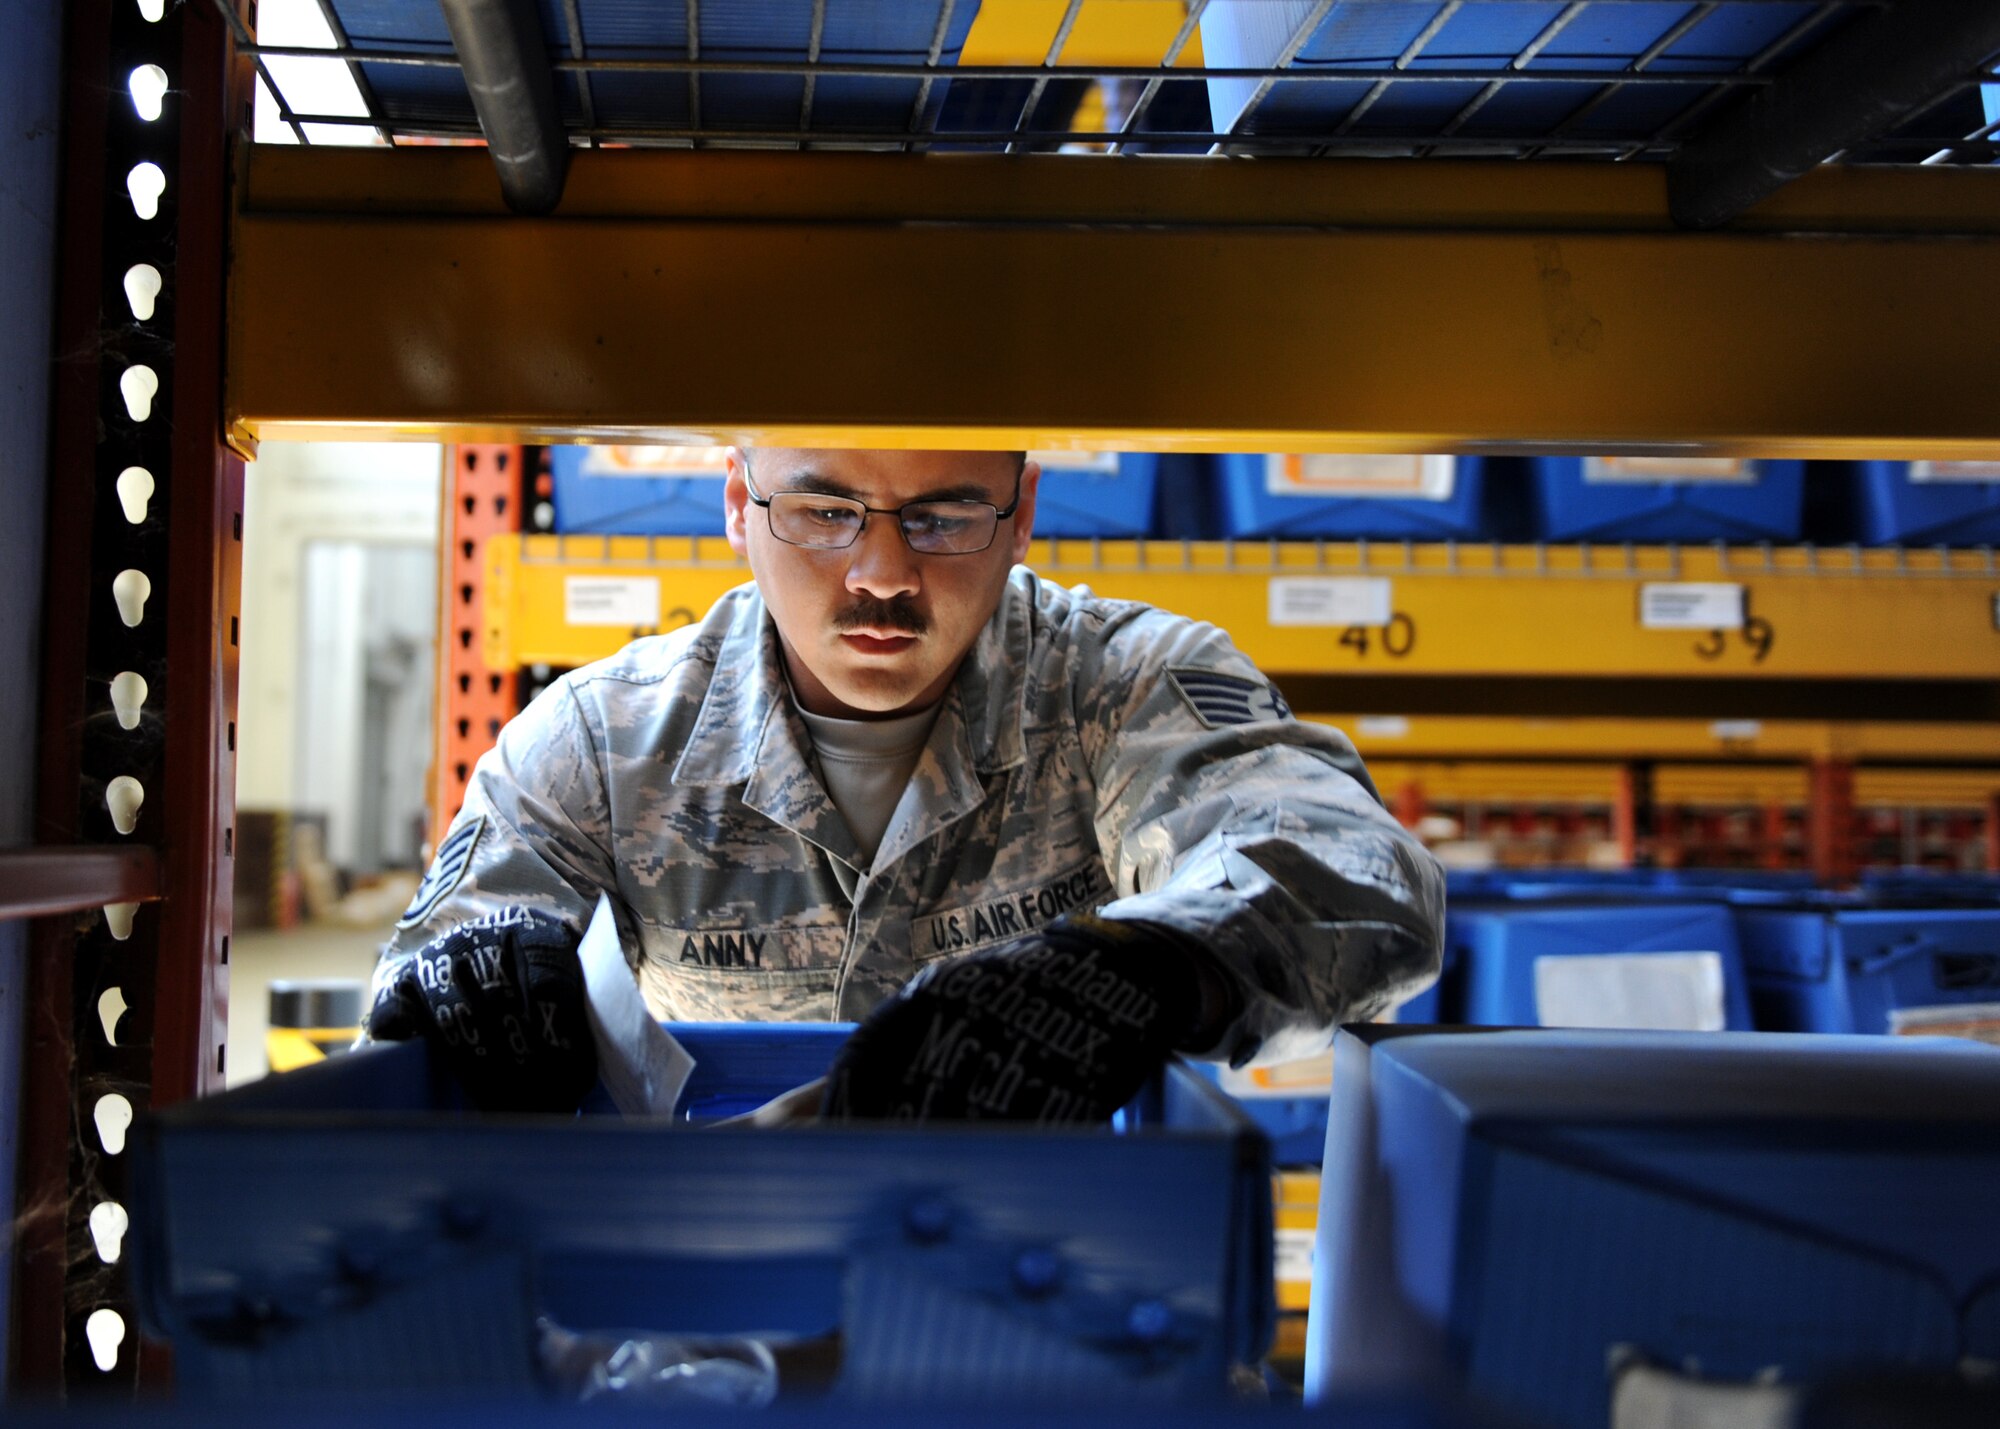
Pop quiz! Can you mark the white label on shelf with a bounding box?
[1640,583,1743,630]
[578,444,730,478]
[1709,720,1763,742]
[1269,576,1393,627]
[565,576,661,627]
[1266,453,1456,501]
[1534,952,1728,1032]
[1583,456,1754,484]
[1029,450,1121,475]
[1889,1001,2000,1046]
[1357,715,1413,740]
[1217,1048,1334,1099]
[1274,1228,1316,1288]
[1908,460,2000,484]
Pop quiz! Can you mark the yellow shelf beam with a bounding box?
[962,1,1203,67]
[1365,762,2000,810]
[1325,716,2000,763]
[485,536,2000,681]
[232,149,2000,456]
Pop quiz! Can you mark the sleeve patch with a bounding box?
[1167,668,1292,728]
[397,815,486,929]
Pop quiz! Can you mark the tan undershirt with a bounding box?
[796,699,941,895]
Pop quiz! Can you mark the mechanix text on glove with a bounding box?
[823,914,1200,1125]
[366,905,597,1114]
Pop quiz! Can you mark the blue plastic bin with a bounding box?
[1030,453,1161,539]
[325,0,982,138]
[1737,906,2000,1038]
[1308,1027,2000,1429]
[1215,454,1490,540]
[132,1024,1274,1404]
[1199,2,1822,141]
[1448,901,1756,1031]
[1860,868,2000,908]
[549,445,729,535]
[1527,456,1806,543]
[20,1397,1528,1429]
[1835,461,2000,545]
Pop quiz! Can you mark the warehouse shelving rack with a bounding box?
[10,0,2000,1401]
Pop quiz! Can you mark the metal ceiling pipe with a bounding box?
[1669,4,2000,230]
[437,0,569,215]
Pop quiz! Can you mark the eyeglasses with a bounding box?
[743,458,1022,556]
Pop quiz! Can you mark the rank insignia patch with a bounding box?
[398,815,486,929]
[1167,668,1292,728]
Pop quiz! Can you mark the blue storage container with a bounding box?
[549,444,729,535]
[1835,461,2000,545]
[1201,1052,1335,1167]
[1448,901,1756,1031]
[1527,456,1806,543]
[325,0,982,139]
[1199,2,1828,141]
[1308,1026,2000,1429]
[1737,906,2000,1038]
[20,1396,1527,1429]
[1215,454,1490,540]
[1030,452,1161,539]
[1860,868,2000,907]
[132,1025,1275,1404]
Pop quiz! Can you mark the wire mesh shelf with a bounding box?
[223,0,2000,165]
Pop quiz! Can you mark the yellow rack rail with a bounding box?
[485,535,2000,681]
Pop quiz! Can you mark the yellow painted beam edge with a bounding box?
[482,536,2000,678]
[241,146,2000,236]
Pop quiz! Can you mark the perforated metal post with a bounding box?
[1808,759,1858,886]
[430,445,527,848]
[15,0,247,1395]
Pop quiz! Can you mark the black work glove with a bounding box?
[824,913,1228,1125]
[365,907,597,1114]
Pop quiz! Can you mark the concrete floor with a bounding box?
[226,922,393,1086]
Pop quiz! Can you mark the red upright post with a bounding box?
[1807,759,1858,886]
[14,0,248,1395]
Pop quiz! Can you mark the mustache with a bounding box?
[833,597,928,636]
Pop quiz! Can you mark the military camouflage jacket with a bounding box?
[379,569,1444,1066]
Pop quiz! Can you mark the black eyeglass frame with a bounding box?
[741,455,1025,555]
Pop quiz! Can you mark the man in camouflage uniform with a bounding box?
[373,448,1443,1108]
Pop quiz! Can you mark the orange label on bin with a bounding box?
[1582,456,1753,483]
[579,445,730,477]
[1266,454,1455,501]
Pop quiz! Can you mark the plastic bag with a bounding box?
[538,1320,779,1407]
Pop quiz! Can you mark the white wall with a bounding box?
[0,0,62,1374]
[237,443,444,824]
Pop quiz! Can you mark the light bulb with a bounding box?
[116,466,155,523]
[94,1094,134,1156]
[136,0,164,20]
[123,264,161,321]
[119,364,158,421]
[98,987,128,1046]
[105,902,138,940]
[89,1202,130,1264]
[110,671,147,729]
[129,65,169,121]
[112,569,151,626]
[126,162,165,220]
[85,1309,125,1372]
[106,775,144,836]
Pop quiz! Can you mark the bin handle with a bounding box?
[1851,933,1937,977]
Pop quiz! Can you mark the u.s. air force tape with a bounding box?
[1166,668,1292,728]
[398,815,486,929]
